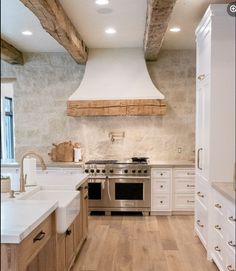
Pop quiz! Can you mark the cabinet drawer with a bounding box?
[151,194,170,211]
[152,180,170,193]
[151,169,171,179]
[21,214,53,264]
[175,179,195,193]
[225,247,236,271]
[195,203,208,246]
[174,194,195,210]
[195,176,209,209]
[174,169,195,178]
[211,233,225,269]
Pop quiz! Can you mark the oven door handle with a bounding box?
[107,179,111,201]
[108,176,150,180]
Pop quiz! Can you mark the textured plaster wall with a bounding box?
[1,50,196,162]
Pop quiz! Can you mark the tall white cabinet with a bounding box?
[195,4,235,255]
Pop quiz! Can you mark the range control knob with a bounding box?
[138,170,142,173]
[132,170,136,174]
[102,169,106,173]
[109,169,114,174]
[124,169,128,174]
[143,170,148,174]
[90,169,94,173]
[85,169,89,173]
[96,169,100,173]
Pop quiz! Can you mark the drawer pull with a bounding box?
[214,225,221,230]
[214,246,221,252]
[215,203,222,209]
[33,231,45,243]
[198,74,205,81]
[228,241,236,247]
[187,200,195,203]
[187,184,195,188]
[160,173,163,176]
[84,186,88,190]
[197,191,204,198]
[160,201,163,204]
[197,220,204,228]
[84,195,88,200]
[160,185,164,188]
[228,216,236,222]
[187,172,195,176]
[227,265,235,271]
[66,229,72,236]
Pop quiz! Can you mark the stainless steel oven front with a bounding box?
[88,176,151,212]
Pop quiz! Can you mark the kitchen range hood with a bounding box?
[67,48,167,116]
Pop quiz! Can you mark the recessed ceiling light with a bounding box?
[170,27,181,33]
[95,0,109,5]
[22,30,33,36]
[105,27,116,34]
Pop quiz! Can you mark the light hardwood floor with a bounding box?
[72,215,219,271]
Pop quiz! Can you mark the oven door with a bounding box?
[108,177,151,209]
[88,178,110,207]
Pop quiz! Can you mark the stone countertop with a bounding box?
[150,160,195,167]
[1,162,83,168]
[1,199,58,244]
[212,182,235,204]
[36,173,88,190]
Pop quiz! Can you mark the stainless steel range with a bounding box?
[84,158,151,215]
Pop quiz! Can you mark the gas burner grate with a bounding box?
[85,160,118,164]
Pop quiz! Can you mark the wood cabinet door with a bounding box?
[82,183,88,239]
[65,224,74,269]
[57,234,66,271]
[73,213,83,252]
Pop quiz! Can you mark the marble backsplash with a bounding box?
[1,50,196,162]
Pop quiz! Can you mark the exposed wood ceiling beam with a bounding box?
[144,0,176,61]
[1,39,24,65]
[20,0,88,64]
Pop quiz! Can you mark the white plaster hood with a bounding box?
[67,48,167,116]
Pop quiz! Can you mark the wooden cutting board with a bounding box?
[48,141,74,162]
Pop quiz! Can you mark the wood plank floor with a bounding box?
[72,215,219,271]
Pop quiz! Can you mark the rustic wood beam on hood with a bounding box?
[144,0,176,61]
[20,0,88,64]
[1,39,24,65]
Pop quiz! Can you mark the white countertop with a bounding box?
[150,160,195,167]
[36,173,88,190]
[1,199,58,244]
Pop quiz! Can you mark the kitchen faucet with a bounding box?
[19,151,47,192]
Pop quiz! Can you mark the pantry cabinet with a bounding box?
[195,4,235,251]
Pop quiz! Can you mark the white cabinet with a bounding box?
[151,167,195,214]
[210,189,235,271]
[151,168,172,212]
[195,4,235,250]
[173,168,195,211]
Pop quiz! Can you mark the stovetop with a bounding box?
[85,157,149,165]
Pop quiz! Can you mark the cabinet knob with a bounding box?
[196,220,204,228]
[160,173,163,176]
[160,201,163,204]
[227,265,235,271]
[197,191,204,198]
[214,203,222,209]
[214,246,221,252]
[33,231,45,243]
[228,241,236,247]
[228,216,236,222]
[214,225,221,231]
[66,229,72,236]
[160,185,163,188]
[197,74,205,81]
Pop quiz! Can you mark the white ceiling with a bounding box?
[1,0,231,52]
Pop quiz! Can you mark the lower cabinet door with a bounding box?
[73,212,83,252]
[57,234,66,271]
[65,224,74,269]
